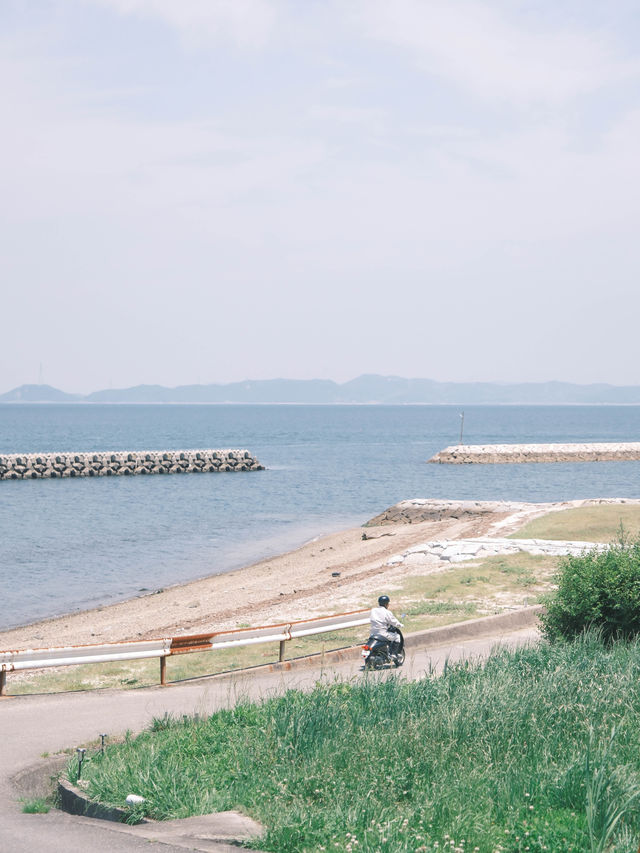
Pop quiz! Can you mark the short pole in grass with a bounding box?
[76,748,86,780]
[100,734,107,755]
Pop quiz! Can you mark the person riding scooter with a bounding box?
[369,595,403,656]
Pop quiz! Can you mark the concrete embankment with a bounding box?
[386,537,608,567]
[428,442,640,464]
[0,449,264,480]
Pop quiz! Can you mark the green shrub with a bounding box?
[540,539,640,642]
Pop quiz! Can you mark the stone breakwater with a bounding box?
[428,442,640,464]
[0,449,264,480]
[366,499,518,526]
[366,497,640,528]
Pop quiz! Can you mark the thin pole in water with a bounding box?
[459,411,465,446]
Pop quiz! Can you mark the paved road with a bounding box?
[0,627,538,853]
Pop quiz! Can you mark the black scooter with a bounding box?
[361,626,405,670]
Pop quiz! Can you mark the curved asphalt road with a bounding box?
[0,626,538,853]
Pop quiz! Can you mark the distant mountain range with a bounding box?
[3,376,640,404]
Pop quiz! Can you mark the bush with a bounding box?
[540,538,640,642]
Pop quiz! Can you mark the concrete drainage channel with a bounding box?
[57,777,265,848]
[20,607,542,850]
[11,755,266,851]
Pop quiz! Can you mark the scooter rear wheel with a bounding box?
[394,648,405,667]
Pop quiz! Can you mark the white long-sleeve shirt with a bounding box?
[369,606,402,641]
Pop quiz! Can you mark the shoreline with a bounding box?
[2,497,634,653]
[0,498,564,652]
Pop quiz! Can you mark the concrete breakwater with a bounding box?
[0,449,264,480]
[428,442,640,464]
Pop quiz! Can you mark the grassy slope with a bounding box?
[510,505,640,543]
[72,635,640,853]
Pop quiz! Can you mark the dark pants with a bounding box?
[373,636,398,654]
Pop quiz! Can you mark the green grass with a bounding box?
[21,798,50,814]
[70,634,640,852]
[398,552,556,604]
[510,505,640,543]
[403,599,478,617]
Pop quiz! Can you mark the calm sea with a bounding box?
[1,403,640,631]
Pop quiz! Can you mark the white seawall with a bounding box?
[428,442,640,464]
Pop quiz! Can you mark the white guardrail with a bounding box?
[0,610,371,694]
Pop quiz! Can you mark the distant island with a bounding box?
[3,376,640,405]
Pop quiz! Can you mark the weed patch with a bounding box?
[21,798,50,814]
[72,634,640,852]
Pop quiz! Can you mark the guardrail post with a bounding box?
[0,669,6,696]
[279,624,293,662]
[160,656,167,686]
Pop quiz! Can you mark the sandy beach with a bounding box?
[0,498,580,653]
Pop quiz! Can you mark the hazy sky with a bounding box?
[2,1,639,393]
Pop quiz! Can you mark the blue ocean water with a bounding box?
[1,403,640,631]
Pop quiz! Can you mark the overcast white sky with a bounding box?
[2,0,639,393]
